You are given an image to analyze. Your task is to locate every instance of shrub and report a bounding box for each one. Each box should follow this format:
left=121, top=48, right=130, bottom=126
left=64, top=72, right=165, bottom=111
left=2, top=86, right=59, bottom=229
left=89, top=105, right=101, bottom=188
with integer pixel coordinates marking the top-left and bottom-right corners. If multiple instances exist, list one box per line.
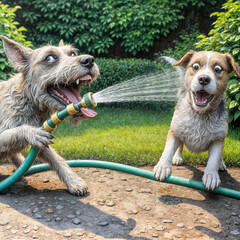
left=196, top=0, right=240, bottom=124
left=156, top=24, right=203, bottom=60
left=0, top=1, right=31, bottom=80
left=7, top=0, right=221, bottom=57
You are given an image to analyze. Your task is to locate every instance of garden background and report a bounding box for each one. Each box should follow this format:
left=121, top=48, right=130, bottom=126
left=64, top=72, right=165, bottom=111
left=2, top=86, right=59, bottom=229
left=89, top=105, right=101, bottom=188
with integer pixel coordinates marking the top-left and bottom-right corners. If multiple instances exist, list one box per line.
left=0, top=0, right=240, bottom=167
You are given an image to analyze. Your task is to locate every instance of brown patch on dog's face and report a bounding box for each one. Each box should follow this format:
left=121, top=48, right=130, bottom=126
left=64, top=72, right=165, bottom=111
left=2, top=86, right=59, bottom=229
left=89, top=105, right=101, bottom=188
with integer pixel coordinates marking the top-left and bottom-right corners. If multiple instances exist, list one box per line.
left=174, top=51, right=240, bottom=112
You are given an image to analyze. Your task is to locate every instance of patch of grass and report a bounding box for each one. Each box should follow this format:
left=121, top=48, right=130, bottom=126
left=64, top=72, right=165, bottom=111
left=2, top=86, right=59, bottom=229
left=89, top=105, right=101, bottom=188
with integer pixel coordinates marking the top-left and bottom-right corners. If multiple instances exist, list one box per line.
left=50, top=106, right=240, bottom=167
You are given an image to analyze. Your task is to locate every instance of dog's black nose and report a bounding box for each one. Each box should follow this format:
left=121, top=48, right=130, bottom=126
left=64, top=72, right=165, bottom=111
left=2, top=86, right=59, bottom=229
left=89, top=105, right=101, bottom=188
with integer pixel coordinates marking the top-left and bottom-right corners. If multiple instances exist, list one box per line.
left=198, top=75, right=211, bottom=85
left=80, top=56, right=94, bottom=69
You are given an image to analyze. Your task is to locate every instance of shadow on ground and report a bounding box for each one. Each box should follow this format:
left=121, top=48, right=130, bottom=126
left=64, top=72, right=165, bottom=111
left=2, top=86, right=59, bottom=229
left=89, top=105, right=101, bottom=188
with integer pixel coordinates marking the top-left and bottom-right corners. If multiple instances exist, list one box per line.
left=0, top=184, right=150, bottom=240
left=159, top=165, right=240, bottom=240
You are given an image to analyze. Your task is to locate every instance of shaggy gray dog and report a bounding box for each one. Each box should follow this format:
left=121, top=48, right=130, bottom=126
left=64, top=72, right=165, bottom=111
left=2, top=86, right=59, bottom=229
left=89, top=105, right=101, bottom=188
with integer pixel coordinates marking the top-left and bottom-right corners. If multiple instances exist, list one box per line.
left=0, top=36, right=99, bottom=196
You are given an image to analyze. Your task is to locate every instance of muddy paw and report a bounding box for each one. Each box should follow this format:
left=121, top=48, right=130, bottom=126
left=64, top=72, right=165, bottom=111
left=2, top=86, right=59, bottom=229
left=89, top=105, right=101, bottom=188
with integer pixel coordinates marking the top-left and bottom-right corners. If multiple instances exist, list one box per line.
left=172, top=156, right=183, bottom=166
left=153, top=161, right=171, bottom=181
left=202, top=171, right=220, bottom=190
left=67, top=178, right=88, bottom=196
left=28, top=128, right=54, bottom=149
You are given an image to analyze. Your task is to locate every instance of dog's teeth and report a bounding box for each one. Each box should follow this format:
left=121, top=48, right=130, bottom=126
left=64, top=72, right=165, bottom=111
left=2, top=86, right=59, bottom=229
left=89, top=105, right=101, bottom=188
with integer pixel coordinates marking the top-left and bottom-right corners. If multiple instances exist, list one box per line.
left=76, top=79, right=80, bottom=85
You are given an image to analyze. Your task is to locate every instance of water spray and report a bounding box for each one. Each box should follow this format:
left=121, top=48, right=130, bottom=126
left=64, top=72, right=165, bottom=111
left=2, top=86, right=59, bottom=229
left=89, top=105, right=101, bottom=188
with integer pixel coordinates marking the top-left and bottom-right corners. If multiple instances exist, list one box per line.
left=0, top=91, right=240, bottom=200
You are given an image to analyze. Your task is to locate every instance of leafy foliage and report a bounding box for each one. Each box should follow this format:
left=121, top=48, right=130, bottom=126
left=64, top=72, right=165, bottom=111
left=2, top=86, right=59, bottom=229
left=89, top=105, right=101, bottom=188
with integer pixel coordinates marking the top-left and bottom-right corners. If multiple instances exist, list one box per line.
left=7, top=0, right=221, bottom=57
left=0, top=1, right=31, bottom=80
left=157, top=24, right=203, bottom=60
left=196, top=0, right=240, bottom=124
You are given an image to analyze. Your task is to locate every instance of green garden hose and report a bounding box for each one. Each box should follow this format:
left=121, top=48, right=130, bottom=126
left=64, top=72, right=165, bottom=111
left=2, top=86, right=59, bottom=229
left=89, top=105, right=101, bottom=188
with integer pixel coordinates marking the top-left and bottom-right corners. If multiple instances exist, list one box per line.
left=26, top=160, right=240, bottom=200
left=0, top=92, right=240, bottom=200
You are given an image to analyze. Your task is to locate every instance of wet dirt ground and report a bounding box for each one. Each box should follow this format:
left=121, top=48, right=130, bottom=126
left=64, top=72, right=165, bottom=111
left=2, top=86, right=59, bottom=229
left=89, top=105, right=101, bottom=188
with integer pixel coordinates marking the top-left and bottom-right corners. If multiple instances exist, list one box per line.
left=0, top=164, right=240, bottom=240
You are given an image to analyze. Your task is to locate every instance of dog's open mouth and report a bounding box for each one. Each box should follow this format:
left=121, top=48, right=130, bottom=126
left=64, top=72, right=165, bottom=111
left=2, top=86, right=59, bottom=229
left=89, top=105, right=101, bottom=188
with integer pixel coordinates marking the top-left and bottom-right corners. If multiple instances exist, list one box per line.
left=47, top=74, right=97, bottom=118
left=193, top=90, right=214, bottom=107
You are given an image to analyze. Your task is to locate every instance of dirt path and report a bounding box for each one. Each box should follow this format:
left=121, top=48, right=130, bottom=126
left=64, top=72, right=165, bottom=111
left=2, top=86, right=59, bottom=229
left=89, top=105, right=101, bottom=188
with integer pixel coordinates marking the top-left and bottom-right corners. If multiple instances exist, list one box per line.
left=0, top=164, right=240, bottom=240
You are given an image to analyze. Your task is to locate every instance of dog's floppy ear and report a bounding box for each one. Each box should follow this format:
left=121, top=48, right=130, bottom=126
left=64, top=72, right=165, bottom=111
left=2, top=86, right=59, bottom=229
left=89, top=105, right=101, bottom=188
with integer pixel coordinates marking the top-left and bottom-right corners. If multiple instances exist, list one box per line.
left=59, top=39, right=64, bottom=46
left=173, top=50, right=195, bottom=68
left=1, top=35, right=32, bottom=72
left=225, top=53, right=240, bottom=78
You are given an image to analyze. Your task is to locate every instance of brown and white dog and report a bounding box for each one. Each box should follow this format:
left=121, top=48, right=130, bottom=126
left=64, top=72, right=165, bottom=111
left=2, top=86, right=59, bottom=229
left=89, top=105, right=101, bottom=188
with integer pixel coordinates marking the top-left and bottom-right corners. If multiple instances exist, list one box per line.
left=0, top=36, right=99, bottom=195
left=154, top=51, right=240, bottom=190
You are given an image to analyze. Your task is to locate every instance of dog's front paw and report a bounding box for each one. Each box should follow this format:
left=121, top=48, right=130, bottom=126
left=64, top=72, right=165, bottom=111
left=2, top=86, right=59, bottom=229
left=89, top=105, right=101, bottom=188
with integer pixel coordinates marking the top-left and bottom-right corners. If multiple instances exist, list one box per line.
left=202, top=170, right=220, bottom=190
left=66, top=177, right=88, bottom=196
left=153, top=161, right=171, bottom=181
left=28, top=128, right=54, bottom=149
left=172, top=156, right=183, bottom=166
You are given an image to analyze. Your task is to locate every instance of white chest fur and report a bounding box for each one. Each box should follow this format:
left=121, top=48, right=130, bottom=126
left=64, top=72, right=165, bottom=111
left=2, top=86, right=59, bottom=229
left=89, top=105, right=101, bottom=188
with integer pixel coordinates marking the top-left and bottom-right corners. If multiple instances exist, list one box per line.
left=171, top=97, right=228, bottom=153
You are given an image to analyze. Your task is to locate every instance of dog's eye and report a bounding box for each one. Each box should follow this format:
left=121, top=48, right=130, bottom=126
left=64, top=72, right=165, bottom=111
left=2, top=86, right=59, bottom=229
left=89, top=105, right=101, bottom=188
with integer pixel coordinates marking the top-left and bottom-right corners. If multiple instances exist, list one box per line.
left=70, top=52, right=76, bottom=57
left=45, top=55, right=57, bottom=63
left=214, top=65, right=222, bottom=73
left=192, top=63, right=200, bottom=70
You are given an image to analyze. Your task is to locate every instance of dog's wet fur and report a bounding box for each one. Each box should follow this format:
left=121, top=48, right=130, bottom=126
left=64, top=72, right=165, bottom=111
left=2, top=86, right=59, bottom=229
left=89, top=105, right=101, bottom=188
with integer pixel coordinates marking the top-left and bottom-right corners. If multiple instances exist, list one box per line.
left=0, top=36, right=99, bottom=195
left=154, top=51, right=240, bottom=190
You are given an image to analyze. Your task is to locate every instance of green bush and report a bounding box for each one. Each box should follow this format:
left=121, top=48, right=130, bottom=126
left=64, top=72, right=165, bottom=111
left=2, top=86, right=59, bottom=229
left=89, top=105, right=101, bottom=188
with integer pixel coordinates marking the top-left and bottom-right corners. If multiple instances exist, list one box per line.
left=7, top=0, right=221, bottom=57
left=0, top=1, right=31, bottom=80
left=156, top=24, right=203, bottom=60
left=196, top=0, right=240, bottom=124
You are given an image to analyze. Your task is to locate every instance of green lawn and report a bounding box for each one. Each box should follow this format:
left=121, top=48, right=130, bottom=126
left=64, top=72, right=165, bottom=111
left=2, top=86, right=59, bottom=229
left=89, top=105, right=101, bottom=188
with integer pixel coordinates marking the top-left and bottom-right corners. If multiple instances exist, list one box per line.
left=50, top=106, right=240, bottom=167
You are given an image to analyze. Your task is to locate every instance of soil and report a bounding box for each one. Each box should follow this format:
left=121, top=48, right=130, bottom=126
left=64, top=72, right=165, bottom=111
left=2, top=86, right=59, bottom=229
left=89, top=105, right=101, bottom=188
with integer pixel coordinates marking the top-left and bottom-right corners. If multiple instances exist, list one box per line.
left=0, top=164, right=240, bottom=240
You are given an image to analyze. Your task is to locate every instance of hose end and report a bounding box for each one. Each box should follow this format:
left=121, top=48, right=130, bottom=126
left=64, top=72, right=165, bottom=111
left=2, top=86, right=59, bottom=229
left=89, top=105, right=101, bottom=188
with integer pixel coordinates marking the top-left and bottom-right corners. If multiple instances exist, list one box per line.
left=81, top=92, right=97, bottom=108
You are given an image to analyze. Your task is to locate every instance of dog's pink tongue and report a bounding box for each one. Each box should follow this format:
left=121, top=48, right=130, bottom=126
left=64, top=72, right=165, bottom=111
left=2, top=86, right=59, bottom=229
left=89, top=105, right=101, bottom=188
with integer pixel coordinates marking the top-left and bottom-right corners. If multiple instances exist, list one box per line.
left=195, top=91, right=209, bottom=105
left=56, top=86, right=97, bottom=118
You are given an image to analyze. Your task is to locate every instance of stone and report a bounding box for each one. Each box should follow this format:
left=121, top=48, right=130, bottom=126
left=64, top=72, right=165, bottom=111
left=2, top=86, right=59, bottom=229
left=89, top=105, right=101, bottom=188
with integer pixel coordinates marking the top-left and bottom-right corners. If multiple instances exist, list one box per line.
left=156, top=225, right=165, bottom=231
left=63, top=233, right=72, bottom=238
left=67, top=214, right=75, bottom=219
left=11, top=230, right=17, bottom=234
left=22, top=224, right=28, bottom=228
left=177, top=223, right=185, bottom=228
left=106, top=200, right=115, bottom=207
left=99, top=221, right=109, bottom=226
left=43, top=179, right=49, bottom=183
left=35, top=214, right=42, bottom=219
left=125, top=188, right=133, bottom=192
left=56, top=205, right=64, bottom=210
left=33, top=226, right=39, bottom=231
left=55, top=217, right=62, bottom=222
left=0, top=221, right=9, bottom=226
left=213, top=224, right=220, bottom=228
left=45, top=208, right=54, bottom=214
left=121, top=177, right=127, bottom=181
left=77, top=232, right=84, bottom=236
left=75, top=210, right=81, bottom=215
left=132, top=210, right=138, bottom=214
left=231, top=230, right=240, bottom=235
left=152, top=233, right=159, bottom=238
left=24, top=229, right=30, bottom=234
left=163, top=220, right=173, bottom=223
left=72, top=218, right=81, bottom=225
left=32, top=208, right=39, bottom=213
left=112, top=188, right=119, bottom=192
